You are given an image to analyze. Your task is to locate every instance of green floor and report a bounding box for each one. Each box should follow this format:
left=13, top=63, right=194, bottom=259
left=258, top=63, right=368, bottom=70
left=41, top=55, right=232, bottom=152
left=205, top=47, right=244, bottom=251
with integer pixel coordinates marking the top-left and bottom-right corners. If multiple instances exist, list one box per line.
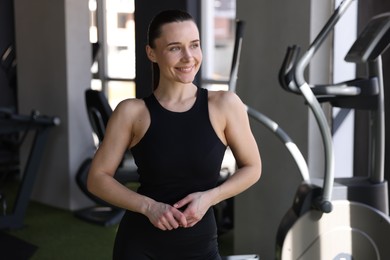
left=3, top=201, right=234, bottom=259
left=5, top=202, right=117, bottom=259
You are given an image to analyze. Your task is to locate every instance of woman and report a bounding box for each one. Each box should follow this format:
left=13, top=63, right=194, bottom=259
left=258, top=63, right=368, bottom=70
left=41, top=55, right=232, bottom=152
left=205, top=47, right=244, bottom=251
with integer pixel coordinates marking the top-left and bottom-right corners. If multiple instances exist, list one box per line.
left=87, top=9, right=262, bottom=259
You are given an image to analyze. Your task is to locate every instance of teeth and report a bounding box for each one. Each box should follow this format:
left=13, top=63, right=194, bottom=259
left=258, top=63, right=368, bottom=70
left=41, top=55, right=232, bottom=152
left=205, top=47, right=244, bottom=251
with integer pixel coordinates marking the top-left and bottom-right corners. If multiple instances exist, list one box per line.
left=177, top=66, right=193, bottom=72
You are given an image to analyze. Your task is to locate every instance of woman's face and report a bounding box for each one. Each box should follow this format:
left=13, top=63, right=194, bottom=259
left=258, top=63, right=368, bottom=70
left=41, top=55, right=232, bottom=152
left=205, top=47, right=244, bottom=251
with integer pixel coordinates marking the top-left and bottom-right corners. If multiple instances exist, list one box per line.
left=147, top=20, right=202, bottom=86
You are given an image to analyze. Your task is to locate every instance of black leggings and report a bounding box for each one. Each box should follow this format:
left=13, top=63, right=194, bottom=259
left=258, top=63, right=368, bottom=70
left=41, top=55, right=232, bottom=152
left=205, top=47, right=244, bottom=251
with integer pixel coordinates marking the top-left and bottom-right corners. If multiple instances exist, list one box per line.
left=113, top=209, right=221, bottom=260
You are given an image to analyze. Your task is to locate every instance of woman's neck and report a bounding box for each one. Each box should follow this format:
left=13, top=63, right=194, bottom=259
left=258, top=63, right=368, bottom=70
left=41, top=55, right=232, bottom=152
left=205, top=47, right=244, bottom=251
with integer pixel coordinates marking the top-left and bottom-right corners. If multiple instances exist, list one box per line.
left=153, top=84, right=198, bottom=112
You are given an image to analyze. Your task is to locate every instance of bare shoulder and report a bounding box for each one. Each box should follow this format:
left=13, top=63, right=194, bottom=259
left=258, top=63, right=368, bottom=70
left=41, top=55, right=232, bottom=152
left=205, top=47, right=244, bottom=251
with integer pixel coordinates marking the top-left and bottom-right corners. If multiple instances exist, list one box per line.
left=112, top=98, right=148, bottom=119
left=107, top=97, right=148, bottom=129
left=207, top=90, right=246, bottom=112
left=207, top=90, right=247, bottom=145
left=114, top=97, right=145, bottom=111
left=111, top=97, right=150, bottom=147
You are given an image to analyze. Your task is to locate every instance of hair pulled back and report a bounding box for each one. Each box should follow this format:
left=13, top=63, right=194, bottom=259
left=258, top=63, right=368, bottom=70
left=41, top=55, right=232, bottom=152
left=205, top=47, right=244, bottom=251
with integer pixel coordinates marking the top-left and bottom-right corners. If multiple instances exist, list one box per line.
left=147, top=10, right=195, bottom=90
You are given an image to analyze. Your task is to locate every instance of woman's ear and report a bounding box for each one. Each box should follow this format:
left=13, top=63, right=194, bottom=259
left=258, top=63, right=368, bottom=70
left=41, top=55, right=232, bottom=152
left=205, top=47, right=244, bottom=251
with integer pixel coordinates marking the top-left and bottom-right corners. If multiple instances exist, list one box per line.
left=146, top=45, right=157, bottom=63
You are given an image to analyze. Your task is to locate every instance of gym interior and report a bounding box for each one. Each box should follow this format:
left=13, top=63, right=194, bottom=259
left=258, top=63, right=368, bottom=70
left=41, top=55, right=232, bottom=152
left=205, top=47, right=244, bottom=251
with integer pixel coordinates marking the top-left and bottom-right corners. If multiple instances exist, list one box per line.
left=1, top=0, right=390, bottom=259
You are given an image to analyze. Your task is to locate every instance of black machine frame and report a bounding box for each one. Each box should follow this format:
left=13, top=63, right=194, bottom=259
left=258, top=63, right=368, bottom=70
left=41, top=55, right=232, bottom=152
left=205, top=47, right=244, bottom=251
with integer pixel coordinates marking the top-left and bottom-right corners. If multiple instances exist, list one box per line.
left=0, top=110, right=59, bottom=229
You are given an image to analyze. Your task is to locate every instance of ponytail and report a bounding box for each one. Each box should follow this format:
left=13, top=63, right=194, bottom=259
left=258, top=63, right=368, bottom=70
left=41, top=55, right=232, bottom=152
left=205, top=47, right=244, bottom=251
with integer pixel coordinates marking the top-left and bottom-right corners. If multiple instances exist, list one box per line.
left=152, top=62, right=160, bottom=90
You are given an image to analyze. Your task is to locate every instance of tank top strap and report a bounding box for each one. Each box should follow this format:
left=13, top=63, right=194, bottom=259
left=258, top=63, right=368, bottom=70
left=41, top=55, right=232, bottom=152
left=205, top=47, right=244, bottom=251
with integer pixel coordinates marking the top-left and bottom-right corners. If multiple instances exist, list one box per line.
left=142, top=93, right=158, bottom=121
left=196, top=87, right=208, bottom=114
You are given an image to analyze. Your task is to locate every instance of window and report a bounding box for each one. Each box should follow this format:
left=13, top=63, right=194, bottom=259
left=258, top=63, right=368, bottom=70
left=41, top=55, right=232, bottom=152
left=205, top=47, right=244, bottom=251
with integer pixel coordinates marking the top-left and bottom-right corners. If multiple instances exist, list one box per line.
left=202, top=0, right=236, bottom=91
left=89, top=0, right=135, bottom=109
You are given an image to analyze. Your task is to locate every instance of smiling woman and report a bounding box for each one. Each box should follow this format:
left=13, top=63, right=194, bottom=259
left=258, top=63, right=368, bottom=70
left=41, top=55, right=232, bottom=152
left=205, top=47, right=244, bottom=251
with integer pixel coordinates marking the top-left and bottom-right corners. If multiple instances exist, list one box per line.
left=146, top=20, right=202, bottom=90
left=145, top=10, right=203, bottom=91
left=86, top=9, right=262, bottom=259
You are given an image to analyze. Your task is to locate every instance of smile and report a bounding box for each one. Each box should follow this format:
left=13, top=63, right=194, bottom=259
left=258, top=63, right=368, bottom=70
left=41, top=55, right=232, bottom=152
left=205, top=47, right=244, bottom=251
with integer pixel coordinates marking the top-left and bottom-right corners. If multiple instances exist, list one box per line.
left=176, top=66, right=194, bottom=72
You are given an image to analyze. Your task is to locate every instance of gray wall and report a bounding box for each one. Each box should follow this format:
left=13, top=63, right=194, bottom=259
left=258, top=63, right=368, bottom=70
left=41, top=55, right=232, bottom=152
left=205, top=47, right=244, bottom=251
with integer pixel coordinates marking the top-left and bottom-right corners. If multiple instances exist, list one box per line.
left=234, top=0, right=311, bottom=258
left=14, top=0, right=95, bottom=210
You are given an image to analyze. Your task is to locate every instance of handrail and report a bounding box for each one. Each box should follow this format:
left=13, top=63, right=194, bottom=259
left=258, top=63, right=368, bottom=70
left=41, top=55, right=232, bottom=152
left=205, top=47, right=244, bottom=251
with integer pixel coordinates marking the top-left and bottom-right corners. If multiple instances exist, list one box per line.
left=1, top=109, right=60, bottom=127
left=229, top=20, right=246, bottom=93
left=291, top=0, right=355, bottom=212
left=279, top=0, right=354, bottom=213
left=246, top=106, right=310, bottom=183
left=294, top=0, right=354, bottom=86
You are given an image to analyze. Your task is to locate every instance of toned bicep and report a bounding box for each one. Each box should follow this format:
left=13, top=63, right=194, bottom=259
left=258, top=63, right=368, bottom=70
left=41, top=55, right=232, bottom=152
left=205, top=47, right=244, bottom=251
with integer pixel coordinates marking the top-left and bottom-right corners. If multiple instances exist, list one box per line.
left=224, top=95, right=260, bottom=168
left=89, top=102, right=134, bottom=177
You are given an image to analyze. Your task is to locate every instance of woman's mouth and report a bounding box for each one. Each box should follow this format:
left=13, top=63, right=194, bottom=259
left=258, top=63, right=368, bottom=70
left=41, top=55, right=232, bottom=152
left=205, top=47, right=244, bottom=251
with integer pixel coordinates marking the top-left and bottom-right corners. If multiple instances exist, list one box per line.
left=176, top=65, right=194, bottom=72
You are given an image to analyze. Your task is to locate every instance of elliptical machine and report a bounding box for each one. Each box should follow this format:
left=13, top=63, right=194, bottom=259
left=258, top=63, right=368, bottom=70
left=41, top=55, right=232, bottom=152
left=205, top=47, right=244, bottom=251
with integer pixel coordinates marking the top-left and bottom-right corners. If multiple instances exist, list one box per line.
left=276, top=0, right=390, bottom=259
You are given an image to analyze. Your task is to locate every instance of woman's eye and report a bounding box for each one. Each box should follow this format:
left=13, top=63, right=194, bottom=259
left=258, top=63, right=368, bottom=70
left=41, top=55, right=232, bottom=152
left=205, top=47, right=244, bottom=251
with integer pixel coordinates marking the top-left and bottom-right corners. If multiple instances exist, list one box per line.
left=170, top=46, right=180, bottom=51
left=191, top=43, right=200, bottom=49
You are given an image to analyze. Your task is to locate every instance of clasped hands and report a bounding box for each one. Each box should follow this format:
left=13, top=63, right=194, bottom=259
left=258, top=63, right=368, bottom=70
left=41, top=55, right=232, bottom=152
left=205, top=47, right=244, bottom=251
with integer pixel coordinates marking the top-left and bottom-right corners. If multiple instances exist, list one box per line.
left=146, top=191, right=211, bottom=231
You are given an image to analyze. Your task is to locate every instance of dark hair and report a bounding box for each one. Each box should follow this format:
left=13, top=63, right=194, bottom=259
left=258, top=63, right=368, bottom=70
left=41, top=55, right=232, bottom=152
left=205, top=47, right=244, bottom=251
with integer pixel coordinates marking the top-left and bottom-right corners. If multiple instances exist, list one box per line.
left=147, top=10, right=195, bottom=90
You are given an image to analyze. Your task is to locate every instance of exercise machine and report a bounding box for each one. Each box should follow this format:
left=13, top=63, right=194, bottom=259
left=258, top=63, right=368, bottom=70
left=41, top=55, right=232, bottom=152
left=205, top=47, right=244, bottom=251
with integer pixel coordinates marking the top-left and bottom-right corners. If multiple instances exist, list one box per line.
left=0, top=108, right=60, bottom=229
left=276, top=0, right=390, bottom=258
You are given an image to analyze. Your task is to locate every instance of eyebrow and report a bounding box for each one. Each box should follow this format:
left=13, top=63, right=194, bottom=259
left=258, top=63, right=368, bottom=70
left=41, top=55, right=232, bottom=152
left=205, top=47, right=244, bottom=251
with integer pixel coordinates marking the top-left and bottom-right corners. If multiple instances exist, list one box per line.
left=166, top=39, right=200, bottom=47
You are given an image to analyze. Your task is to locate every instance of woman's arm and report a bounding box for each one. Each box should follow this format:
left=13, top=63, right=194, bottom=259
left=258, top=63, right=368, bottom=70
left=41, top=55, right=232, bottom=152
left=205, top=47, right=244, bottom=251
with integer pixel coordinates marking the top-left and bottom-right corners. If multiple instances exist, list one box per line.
left=174, top=91, right=262, bottom=226
left=212, top=91, right=262, bottom=202
left=87, top=99, right=187, bottom=230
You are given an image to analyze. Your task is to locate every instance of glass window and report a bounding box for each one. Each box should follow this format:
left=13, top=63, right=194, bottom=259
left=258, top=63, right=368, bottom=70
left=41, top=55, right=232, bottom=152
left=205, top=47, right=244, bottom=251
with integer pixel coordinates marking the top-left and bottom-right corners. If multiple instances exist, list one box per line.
left=88, top=0, right=135, bottom=108
left=214, top=0, right=236, bottom=79
left=202, top=0, right=236, bottom=91
left=105, top=0, right=135, bottom=80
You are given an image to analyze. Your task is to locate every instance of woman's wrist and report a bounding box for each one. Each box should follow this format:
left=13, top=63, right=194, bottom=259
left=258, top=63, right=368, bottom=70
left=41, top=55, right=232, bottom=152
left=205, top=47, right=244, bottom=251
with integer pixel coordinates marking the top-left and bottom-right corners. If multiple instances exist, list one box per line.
left=207, top=186, right=223, bottom=206
left=138, top=196, right=155, bottom=216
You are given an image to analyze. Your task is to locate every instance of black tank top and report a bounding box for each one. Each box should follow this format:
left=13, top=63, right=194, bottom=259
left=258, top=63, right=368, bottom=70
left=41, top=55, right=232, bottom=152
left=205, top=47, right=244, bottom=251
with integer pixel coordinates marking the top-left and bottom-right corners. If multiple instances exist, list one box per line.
left=131, top=87, right=226, bottom=205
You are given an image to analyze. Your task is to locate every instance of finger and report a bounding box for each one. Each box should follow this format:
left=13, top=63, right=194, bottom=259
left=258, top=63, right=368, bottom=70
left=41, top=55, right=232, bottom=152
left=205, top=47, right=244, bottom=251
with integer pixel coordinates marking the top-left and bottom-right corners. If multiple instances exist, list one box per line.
left=156, top=219, right=167, bottom=230
left=157, top=222, right=167, bottom=231
left=166, top=213, right=182, bottom=229
left=182, top=207, right=197, bottom=220
left=162, top=220, right=173, bottom=230
left=186, top=220, right=198, bottom=228
left=156, top=217, right=173, bottom=231
left=173, top=196, right=192, bottom=209
left=173, top=210, right=187, bottom=227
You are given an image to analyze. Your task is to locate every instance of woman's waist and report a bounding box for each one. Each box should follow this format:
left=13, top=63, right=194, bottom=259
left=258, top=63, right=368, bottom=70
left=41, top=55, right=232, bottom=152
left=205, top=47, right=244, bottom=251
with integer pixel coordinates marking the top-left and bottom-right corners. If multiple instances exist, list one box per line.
left=137, top=182, right=216, bottom=205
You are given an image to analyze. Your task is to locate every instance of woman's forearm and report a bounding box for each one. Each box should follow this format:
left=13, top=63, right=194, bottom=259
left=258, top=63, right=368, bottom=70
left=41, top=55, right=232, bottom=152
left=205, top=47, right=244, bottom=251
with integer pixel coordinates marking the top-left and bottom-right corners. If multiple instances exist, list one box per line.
left=208, top=164, right=261, bottom=206
left=87, top=172, right=153, bottom=215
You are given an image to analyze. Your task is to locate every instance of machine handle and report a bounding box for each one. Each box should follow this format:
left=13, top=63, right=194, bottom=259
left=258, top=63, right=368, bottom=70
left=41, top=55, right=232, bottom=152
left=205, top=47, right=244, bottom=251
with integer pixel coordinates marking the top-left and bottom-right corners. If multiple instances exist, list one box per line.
left=229, top=20, right=246, bottom=93
left=295, top=0, right=355, bottom=86
left=285, top=0, right=355, bottom=212
left=3, top=109, right=61, bottom=127
left=278, top=45, right=301, bottom=93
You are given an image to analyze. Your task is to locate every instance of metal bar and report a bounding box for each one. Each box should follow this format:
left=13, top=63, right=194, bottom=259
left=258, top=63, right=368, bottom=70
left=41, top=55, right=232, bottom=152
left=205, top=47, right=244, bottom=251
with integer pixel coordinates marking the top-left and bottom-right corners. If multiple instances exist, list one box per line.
left=332, top=108, right=351, bottom=135
left=368, top=58, right=385, bottom=183
left=246, top=106, right=310, bottom=184
left=295, top=0, right=354, bottom=86
left=299, top=82, right=334, bottom=212
left=229, top=20, right=246, bottom=93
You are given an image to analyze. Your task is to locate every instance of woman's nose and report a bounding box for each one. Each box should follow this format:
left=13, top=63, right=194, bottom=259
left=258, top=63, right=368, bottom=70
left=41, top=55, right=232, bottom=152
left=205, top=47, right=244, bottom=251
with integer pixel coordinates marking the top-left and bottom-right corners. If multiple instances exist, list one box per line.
left=181, top=47, right=193, bottom=60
